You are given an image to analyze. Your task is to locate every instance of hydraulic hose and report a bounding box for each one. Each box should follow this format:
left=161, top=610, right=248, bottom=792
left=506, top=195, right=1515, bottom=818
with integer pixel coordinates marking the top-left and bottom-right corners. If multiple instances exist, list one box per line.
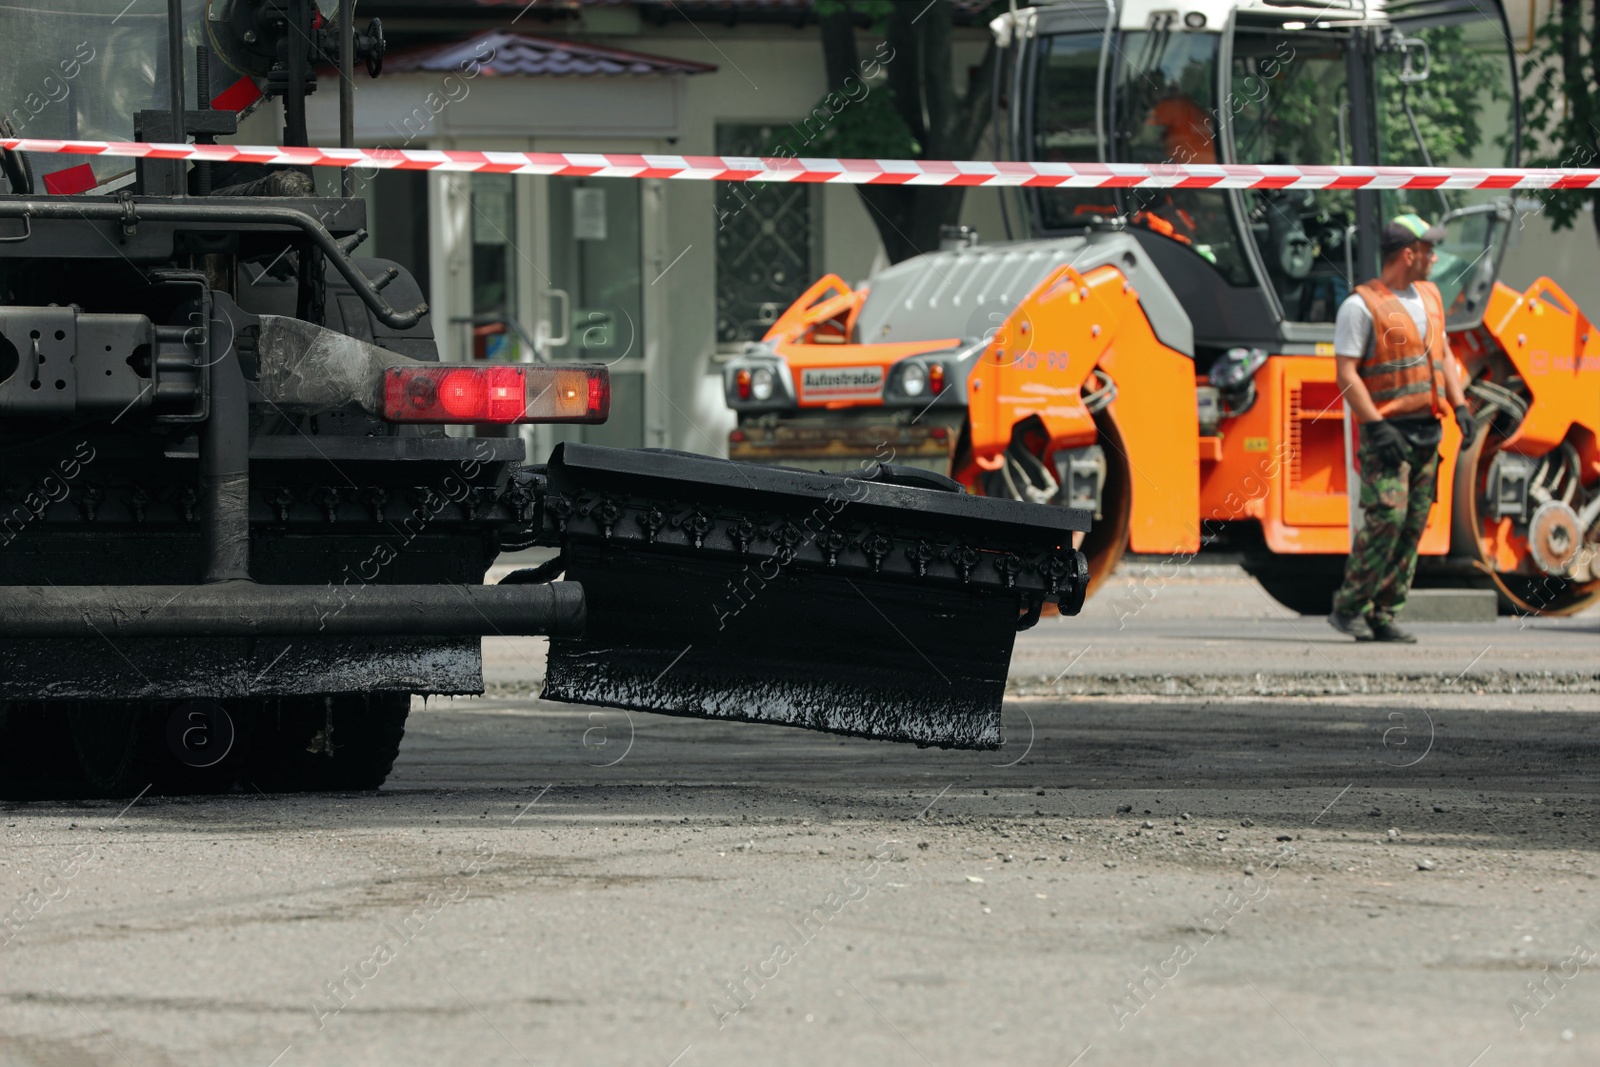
left=0, top=199, right=427, bottom=329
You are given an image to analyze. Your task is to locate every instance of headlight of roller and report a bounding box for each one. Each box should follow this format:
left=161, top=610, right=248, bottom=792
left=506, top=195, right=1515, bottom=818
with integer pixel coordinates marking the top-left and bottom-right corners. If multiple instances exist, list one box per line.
left=900, top=362, right=927, bottom=397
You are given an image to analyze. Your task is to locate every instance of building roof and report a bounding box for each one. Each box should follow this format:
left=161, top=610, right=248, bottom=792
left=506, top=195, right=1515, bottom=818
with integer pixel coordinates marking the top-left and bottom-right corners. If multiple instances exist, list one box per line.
left=384, top=30, right=719, bottom=75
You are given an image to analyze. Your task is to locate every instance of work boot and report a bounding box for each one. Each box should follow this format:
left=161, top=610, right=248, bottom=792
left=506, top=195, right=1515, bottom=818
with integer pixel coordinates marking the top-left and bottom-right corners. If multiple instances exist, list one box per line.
left=1368, top=618, right=1417, bottom=643
left=1327, top=610, right=1373, bottom=640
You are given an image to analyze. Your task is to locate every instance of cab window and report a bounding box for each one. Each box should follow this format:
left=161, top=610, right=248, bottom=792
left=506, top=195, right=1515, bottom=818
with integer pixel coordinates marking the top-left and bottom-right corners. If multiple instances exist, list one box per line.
left=1109, top=30, right=1253, bottom=286
left=1030, top=32, right=1113, bottom=231
left=1229, top=29, right=1356, bottom=322
left=1373, top=19, right=1516, bottom=328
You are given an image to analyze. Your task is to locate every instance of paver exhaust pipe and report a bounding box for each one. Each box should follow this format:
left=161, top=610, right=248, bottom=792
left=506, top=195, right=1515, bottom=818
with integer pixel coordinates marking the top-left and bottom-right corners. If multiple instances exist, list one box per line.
left=0, top=582, right=586, bottom=638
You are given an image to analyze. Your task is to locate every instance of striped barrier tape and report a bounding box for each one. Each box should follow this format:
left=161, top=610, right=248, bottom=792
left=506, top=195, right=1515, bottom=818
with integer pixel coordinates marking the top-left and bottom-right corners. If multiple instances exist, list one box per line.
left=3, top=137, right=1600, bottom=190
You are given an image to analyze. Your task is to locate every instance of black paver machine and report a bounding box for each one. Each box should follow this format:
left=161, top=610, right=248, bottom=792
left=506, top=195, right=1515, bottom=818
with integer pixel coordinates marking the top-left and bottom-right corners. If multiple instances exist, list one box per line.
left=0, top=0, right=1088, bottom=796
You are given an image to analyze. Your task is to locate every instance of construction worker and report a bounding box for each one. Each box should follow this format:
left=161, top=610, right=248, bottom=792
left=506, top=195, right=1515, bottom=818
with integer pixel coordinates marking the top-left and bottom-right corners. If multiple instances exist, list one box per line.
left=1328, top=214, right=1475, bottom=642
left=1136, top=93, right=1223, bottom=262
left=1149, top=94, right=1217, bottom=165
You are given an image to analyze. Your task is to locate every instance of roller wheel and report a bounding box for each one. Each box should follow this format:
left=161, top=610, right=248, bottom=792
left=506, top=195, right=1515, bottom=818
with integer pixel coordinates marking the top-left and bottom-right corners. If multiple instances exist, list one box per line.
left=973, top=413, right=1131, bottom=617
left=1076, top=412, right=1133, bottom=602
left=252, top=693, right=411, bottom=792
left=68, top=702, right=155, bottom=798
left=159, top=700, right=256, bottom=796
left=0, top=702, right=85, bottom=800
left=1243, top=556, right=1347, bottom=616
left=1451, top=427, right=1600, bottom=616
left=72, top=700, right=263, bottom=798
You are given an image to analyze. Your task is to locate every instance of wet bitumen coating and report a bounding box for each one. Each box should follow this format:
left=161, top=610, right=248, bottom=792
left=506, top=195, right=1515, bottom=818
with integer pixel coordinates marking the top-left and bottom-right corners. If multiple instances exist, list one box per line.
left=543, top=646, right=1003, bottom=749
left=0, top=635, right=480, bottom=702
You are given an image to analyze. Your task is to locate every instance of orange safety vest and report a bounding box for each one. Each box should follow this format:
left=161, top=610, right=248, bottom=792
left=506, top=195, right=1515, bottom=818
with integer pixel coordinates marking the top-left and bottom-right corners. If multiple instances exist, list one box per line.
left=1353, top=279, right=1447, bottom=421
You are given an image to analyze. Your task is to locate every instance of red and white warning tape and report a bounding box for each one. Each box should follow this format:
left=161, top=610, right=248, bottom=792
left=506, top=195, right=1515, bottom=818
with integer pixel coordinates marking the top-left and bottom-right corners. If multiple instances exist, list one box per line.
left=4, top=137, right=1600, bottom=190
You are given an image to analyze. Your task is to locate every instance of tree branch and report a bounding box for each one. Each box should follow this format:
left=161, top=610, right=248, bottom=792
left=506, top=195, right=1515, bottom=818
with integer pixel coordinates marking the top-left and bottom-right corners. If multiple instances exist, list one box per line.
left=1562, top=0, right=1590, bottom=138
left=957, top=42, right=999, bottom=158
left=923, top=2, right=956, bottom=156
left=885, top=3, right=927, bottom=149
left=818, top=3, right=861, bottom=96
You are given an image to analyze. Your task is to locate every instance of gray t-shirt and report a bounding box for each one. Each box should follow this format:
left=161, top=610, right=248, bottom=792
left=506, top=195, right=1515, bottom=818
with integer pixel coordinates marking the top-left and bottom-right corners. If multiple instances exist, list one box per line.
left=1333, top=285, right=1429, bottom=360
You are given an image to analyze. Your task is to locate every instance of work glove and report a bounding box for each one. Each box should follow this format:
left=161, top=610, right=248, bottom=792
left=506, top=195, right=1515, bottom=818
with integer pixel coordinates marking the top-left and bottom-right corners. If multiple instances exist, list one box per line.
left=1364, top=419, right=1409, bottom=468
left=1454, top=403, right=1476, bottom=443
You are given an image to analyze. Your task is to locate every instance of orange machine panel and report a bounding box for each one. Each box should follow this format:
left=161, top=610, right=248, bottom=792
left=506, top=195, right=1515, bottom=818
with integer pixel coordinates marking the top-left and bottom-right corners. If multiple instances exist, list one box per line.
left=1200, top=355, right=1461, bottom=556
left=1485, top=277, right=1600, bottom=476
left=968, top=264, right=1110, bottom=457
left=1200, top=367, right=1276, bottom=528
left=1098, top=335, right=1199, bottom=554
left=1281, top=364, right=1349, bottom=528
left=968, top=262, right=1199, bottom=554
left=764, top=274, right=864, bottom=345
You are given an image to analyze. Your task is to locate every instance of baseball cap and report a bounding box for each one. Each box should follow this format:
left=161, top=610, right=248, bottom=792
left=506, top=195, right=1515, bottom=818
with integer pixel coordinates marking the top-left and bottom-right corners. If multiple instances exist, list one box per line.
left=1380, top=213, right=1447, bottom=257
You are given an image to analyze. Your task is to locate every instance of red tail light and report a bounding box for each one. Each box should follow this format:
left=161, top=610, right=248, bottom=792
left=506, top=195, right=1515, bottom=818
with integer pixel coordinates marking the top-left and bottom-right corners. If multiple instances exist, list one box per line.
left=383, top=364, right=609, bottom=424
left=736, top=368, right=753, bottom=400
left=929, top=362, right=946, bottom=394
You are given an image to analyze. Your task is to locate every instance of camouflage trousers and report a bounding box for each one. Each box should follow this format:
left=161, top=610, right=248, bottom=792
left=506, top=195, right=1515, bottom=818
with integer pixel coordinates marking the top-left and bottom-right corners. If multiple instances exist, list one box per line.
left=1332, top=435, right=1440, bottom=625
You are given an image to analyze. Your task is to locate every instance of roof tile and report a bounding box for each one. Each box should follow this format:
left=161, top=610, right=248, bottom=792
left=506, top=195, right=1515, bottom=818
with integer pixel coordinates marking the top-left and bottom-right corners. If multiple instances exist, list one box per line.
left=385, top=30, right=718, bottom=76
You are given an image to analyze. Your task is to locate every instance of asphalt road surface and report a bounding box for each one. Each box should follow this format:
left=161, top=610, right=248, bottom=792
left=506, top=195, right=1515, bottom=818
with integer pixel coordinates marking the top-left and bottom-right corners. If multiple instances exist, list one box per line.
left=2, top=567, right=1597, bottom=1066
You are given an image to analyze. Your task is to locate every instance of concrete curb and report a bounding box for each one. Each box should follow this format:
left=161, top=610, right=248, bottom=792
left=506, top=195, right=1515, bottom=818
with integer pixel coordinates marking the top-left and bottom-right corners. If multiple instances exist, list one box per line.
left=1008, top=671, right=1600, bottom=698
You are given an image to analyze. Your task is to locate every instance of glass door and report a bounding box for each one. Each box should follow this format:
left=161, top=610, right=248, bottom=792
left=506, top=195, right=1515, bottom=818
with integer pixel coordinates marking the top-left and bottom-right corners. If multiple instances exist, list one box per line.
left=1226, top=23, right=1357, bottom=323
left=544, top=175, right=646, bottom=450
left=468, top=173, right=521, bottom=361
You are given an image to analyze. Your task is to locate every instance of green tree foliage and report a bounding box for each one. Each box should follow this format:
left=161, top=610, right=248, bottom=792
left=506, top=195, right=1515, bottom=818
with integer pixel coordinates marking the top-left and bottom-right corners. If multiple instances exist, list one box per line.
left=1378, top=25, right=1507, bottom=173
left=800, top=81, right=921, bottom=161
left=1242, top=25, right=1503, bottom=170
left=1233, top=43, right=1346, bottom=166
left=1522, top=0, right=1600, bottom=237
left=808, top=0, right=1003, bottom=263
left=808, top=0, right=917, bottom=162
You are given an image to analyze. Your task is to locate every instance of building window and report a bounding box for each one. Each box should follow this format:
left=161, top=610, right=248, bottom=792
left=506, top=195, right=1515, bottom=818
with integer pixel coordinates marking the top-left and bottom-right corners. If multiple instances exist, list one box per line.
left=547, top=176, right=644, bottom=367
left=714, top=122, right=816, bottom=348
left=470, top=173, right=518, bottom=359
left=547, top=176, right=646, bottom=449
